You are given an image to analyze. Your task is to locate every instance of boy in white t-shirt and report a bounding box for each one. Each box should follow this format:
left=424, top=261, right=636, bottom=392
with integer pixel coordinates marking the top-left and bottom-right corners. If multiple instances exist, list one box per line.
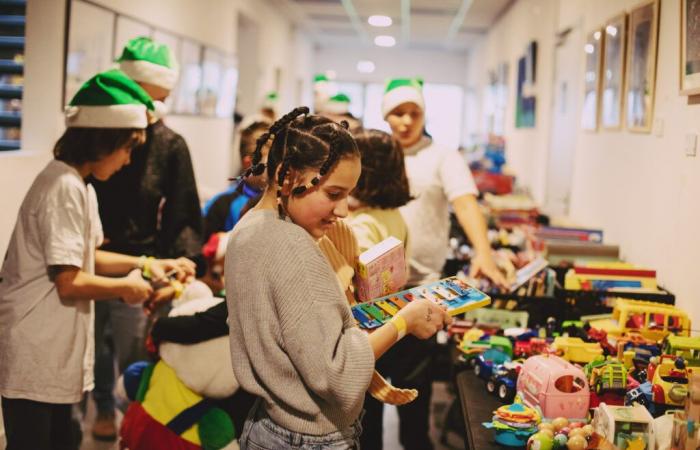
left=0, top=70, right=191, bottom=450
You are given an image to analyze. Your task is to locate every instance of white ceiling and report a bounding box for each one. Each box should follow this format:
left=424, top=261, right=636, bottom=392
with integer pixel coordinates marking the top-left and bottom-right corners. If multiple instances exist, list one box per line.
left=278, top=0, right=514, bottom=51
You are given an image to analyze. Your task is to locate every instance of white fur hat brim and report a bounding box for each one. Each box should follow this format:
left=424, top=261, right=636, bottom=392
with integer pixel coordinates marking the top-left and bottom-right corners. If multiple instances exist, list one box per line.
left=381, top=85, right=425, bottom=118
left=120, top=59, right=178, bottom=90
left=64, top=104, right=148, bottom=128
left=321, top=101, right=350, bottom=115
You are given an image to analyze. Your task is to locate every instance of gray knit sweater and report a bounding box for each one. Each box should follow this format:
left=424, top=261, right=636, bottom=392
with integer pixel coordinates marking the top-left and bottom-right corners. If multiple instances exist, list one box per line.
left=225, top=209, right=375, bottom=435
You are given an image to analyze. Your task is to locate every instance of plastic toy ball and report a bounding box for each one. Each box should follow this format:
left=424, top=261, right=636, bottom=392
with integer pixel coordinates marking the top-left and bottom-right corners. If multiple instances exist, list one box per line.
left=568, top=428, right=586, bottom=440
left=553, top=434, right=568, bottom=449
left=569, top=422, right=584, bottom=429
left=551, top=417, right=569, bottom=431
left=539, top=423, right=555, bottom=433
left=559, top=427, right=570, bottom=436
left=538, top=428, right=554, bottom=438
left=527, top=432, right=554, bottom=450
left=581, top=425, right=594, bottom=437
left=566, top=435, right=587, bottom=450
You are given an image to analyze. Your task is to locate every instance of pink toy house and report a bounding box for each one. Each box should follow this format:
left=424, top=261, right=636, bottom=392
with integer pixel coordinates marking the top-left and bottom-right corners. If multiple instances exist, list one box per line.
left=517, top=354, right=590, bottom=420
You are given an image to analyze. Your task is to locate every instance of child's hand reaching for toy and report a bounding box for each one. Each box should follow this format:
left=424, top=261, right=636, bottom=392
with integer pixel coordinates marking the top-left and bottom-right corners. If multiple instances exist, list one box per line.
left=120, top=269, right=153, bottom=305
left=149, top=257, right=196, bottom=283
left=397, top=298, right=452, bottom=339
left=143, top=285, right=176, bottom=315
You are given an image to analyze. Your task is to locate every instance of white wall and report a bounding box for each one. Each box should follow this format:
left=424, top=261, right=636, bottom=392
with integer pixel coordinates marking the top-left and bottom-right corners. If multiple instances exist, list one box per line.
left=471, top=0, right=700, bottom=319
left=563, top=0, right=700, bottom=319
left=468, top=0, right=558, bottom=204
left=0, top=0, right=313, bottom=257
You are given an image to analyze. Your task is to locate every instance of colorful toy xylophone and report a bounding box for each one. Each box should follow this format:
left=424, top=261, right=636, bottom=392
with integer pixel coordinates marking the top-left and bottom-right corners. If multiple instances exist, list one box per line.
left=352, top=276, right=491, bottom=330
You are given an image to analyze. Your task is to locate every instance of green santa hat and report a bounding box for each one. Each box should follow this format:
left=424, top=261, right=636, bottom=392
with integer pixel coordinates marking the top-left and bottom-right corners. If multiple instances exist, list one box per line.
left=381, top=77, right=425, bottom=118
left=321, top=93, right=351, bottom=114
left=262, top=91, right=278, bottom=110
left=117, top=37, right=179, bottom=90
left=65, top=69, right=154, bottom=128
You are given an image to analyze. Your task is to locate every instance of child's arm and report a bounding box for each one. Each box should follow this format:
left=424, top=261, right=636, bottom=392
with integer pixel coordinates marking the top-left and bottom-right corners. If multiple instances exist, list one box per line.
left=50, top=266, right=152, bottom=304
left=451, top=194, right=507, bottom=288
left=368, top=298, right=451, bottom=359
left=95, top=250, right=196, bottom=282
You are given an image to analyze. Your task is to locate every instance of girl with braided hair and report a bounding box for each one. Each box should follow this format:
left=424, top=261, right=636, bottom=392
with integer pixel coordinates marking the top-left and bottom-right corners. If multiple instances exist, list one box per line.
left=225, top=107, right=450, bottom=449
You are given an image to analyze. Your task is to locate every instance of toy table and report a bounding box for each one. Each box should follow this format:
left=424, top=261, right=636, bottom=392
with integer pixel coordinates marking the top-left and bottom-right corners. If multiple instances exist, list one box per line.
left=454, top=369, right=506, bottom=450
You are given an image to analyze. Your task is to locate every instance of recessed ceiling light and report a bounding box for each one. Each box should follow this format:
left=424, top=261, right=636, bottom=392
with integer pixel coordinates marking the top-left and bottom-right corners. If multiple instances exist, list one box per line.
left=357, top=60, right=375, bottom=73
left=368, top=15, right=392, bottom=27
left=374, top=35, right=396, bottom=47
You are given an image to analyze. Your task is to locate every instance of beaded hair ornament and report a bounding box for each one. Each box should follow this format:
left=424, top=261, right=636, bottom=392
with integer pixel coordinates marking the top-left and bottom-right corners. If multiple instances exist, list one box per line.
left=242, top=106, right=350, bottom=218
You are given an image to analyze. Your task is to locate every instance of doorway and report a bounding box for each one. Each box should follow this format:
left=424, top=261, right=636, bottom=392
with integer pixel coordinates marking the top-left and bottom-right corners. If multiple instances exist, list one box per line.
left=545, top=24, right=582, bottom=216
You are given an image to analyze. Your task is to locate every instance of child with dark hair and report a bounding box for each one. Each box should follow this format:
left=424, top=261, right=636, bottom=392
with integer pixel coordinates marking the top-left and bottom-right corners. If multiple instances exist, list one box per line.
left=349, top=128, right=411, bottom=253
left=226, top=107, right=451, bottom=449
left=202, top=115, right=272, bottom=240
left=347, top=129, right=414, bottom=450
left=0, top=70, right=190, bottom=450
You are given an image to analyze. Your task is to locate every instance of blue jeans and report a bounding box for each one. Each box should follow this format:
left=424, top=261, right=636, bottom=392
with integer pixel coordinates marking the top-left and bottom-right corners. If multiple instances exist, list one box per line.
left=240, top=400, right=363, bottom=450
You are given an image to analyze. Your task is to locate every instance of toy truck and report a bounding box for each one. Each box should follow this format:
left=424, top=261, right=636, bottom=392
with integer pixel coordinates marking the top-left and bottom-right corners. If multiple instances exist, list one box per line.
left=516, top=354, right=590, bottom=420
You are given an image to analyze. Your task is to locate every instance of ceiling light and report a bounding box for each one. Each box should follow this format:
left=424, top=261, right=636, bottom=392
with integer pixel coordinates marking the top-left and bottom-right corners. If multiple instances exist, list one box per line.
left=593, top=31, right=601, bottom=40
left=357, top=60, right=375, bottom=73
left=606, top=25, right=617, bottom=37
left=584, top=44, right=594, bottom=54
left=368, top=15, right=392, bottom=27
left=374, top=35, right=396, bottom=47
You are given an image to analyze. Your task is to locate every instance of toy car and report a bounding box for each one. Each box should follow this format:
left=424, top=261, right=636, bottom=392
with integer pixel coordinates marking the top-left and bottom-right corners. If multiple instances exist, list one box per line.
left=625, top=381, right=655, bottom=416
left=517, top=354, right=590, bottom=420
left=486, top=360, right=522, bottom=403
left=589, top=299, right=690, bottom=341
left=474, top=348, right=511, bottom=380
left=552, top=336, right=603, bottom=364
left=649, top=355, right=689, bottom=413
left=585, top=357, right=627, bottom=394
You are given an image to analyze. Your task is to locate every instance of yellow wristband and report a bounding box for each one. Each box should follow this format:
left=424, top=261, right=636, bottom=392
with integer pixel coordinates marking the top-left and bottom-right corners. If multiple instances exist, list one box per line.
left=171, top=280, right=184, bottom=299
left=390, top=315, right=407, bottom=340
left=142, top=256, right=155, bottom=279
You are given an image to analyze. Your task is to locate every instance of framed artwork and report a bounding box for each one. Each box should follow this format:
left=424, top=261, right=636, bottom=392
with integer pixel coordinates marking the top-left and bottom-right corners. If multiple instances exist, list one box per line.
left=601, top=14, right=627, bottom=130
left=625, top=0, right=660, bottom=132
left=64, top=0, right=115, bottom=105
left=173, top=40, right=202, bottom=115
left=485, top=62, right=508, bottom=136
left=681, top=0, right=700, bottom=95
left=64, top=0, right=231, bottom=118
left=216, top=54, right=239, bottom=118
left=113, top=15, right=152, bottom=60
left=199, top=47, right=223, bottom=116
left=581, top=29, right=604, bottom=131
left=515, top=41, right=537, bottom=128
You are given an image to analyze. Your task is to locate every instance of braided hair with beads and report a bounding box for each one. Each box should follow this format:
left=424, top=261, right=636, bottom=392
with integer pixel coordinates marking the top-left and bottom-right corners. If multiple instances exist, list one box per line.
left=243, top=107, right=359, bottom=218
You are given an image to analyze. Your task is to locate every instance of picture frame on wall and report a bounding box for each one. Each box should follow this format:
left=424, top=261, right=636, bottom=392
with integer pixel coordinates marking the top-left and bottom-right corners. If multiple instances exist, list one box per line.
left=581, top=29, right=604, bottom=131
left=515, top=41, right=537, bottom=128
left=625, top=0, right=660, bottom=132
left=64, top=0, right=115, bottom=105
left=173, top=39, right=202, bottom=115
left=113, top=15, right=152, bottom=60
left=601, top=13, right=627, bottom=130
left=681, top=0, right=700, bottom=95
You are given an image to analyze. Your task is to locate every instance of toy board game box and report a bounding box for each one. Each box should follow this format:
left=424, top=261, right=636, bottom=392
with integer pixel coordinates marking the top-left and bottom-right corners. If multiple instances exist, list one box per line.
left=352, top=276, right=491, bottom=330
left=355, top=236, right=407, bottom=302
